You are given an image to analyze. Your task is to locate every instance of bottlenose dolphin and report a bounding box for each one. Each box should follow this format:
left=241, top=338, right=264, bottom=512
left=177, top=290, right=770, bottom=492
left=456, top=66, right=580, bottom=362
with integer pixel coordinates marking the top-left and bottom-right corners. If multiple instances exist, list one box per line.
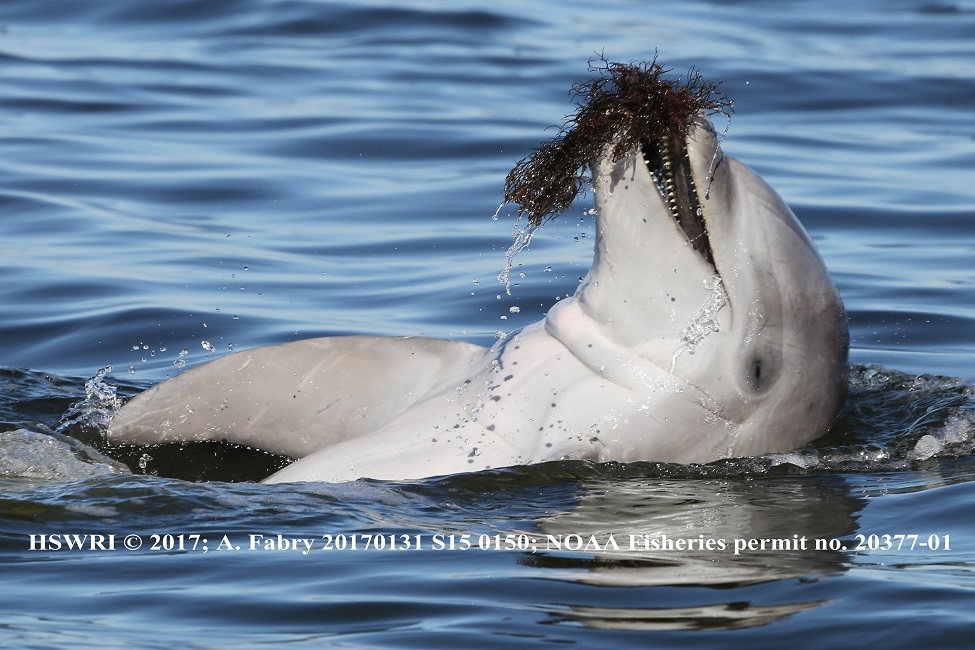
left=107, top=61, right=848, bottom=483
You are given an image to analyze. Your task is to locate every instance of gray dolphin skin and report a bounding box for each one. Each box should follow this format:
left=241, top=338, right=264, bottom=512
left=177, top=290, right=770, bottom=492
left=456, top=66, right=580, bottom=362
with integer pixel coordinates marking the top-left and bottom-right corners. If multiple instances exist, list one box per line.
left=107, top=63, right=849, bottom=483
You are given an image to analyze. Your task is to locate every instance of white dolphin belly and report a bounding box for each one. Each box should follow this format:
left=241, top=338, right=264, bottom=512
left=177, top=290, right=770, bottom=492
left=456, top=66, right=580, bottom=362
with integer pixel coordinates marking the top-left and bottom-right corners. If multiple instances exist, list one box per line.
left=263, top=318, right=741, bottom=483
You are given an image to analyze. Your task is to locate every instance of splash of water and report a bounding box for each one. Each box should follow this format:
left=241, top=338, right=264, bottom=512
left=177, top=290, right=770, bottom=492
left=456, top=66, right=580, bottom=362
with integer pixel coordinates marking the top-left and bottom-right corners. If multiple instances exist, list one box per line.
left=670, top=276, right=729, bottom=370
left=56, top=366, right=122, bottom=436
left=494, top=204, right=538, bottom=296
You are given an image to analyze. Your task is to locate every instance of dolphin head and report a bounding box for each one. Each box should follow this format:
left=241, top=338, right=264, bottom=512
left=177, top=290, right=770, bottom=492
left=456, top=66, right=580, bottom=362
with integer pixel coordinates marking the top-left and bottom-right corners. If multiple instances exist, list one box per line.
left=570, top=113, right=849, bottom=457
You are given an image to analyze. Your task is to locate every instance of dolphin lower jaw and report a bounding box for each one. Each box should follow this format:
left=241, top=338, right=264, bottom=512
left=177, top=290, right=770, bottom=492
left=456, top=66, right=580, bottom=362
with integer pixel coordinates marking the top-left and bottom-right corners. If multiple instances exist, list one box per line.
left=575, top=141, right=721, bottom=356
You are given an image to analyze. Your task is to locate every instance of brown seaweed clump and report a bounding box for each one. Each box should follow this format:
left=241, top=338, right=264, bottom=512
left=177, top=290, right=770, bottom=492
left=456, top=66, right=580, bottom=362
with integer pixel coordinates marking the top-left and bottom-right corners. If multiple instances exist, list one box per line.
left=503, top=55, right=733, bottom=225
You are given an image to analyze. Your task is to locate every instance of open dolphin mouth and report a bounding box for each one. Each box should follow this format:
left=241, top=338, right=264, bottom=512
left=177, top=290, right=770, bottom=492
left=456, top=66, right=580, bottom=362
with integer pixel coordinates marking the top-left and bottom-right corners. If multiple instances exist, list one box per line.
left=642, top=133, right=714, bottom=267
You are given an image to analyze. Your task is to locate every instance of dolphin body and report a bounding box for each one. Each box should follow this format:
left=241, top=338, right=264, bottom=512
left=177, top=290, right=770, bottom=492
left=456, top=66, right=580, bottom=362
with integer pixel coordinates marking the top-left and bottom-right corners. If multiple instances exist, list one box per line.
left=107, top=115, right=848, bottom=483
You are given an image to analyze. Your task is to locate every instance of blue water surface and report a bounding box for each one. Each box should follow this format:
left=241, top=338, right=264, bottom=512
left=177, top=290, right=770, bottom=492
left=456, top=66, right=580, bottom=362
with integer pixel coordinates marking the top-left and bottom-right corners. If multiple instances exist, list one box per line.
left=2, top=0, right=975, bottom=647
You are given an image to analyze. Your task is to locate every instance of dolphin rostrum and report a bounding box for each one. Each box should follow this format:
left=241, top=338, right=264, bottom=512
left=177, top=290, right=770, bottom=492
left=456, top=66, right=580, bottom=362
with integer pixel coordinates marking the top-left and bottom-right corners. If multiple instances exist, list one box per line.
left=107, top=59, right=849, bottom=483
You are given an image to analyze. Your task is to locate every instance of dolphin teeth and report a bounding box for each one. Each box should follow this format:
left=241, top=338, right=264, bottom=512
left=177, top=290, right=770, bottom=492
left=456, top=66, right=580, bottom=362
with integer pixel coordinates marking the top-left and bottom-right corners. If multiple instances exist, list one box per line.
left=641, top=135, right=714, bottom=267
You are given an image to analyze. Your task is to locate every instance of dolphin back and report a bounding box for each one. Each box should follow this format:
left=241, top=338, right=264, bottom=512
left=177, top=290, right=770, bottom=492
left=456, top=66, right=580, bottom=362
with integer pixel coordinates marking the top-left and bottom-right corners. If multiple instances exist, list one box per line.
left=107, top=336, right=488, bottom=459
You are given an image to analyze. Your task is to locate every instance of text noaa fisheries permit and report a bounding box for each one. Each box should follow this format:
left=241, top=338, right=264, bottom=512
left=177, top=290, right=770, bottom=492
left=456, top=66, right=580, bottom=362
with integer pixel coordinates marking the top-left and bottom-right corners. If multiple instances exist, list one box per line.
left=27, top=532, right=953, bottom=555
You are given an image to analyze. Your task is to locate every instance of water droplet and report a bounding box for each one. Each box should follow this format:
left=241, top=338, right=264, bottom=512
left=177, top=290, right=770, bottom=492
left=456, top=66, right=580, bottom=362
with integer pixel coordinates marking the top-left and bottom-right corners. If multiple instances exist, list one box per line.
left=201, top=341, right=215, bottom=352
left=509, top=306, right=521, bottom=314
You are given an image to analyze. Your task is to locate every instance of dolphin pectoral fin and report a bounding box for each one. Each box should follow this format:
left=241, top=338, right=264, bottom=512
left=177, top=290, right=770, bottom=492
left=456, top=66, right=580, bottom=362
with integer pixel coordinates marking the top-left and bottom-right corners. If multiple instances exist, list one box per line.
left=106, top=336, right=487, bottom=459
